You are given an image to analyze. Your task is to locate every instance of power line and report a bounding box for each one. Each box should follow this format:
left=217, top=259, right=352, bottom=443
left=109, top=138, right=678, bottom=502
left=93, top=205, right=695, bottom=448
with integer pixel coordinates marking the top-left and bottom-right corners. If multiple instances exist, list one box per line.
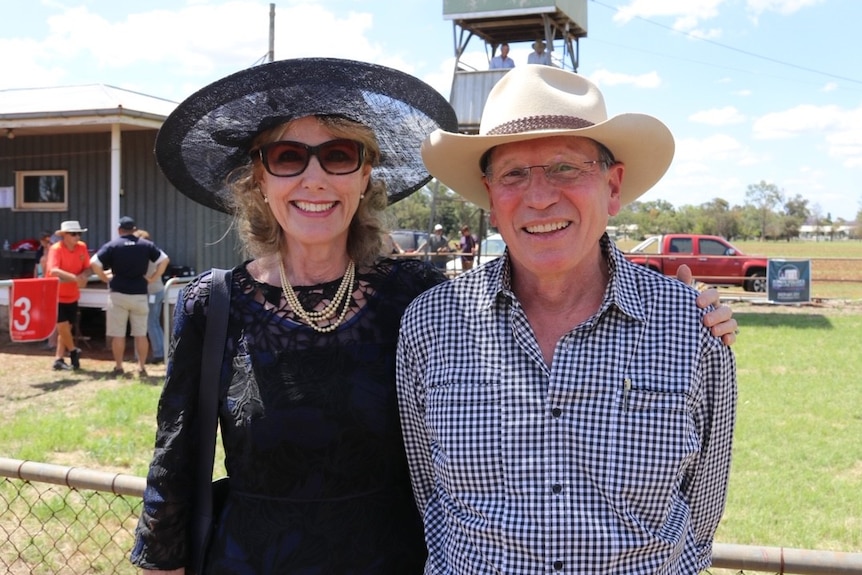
left=590, top=0, right=862, bottom=86
left=586, top=36, right=855, bottom=92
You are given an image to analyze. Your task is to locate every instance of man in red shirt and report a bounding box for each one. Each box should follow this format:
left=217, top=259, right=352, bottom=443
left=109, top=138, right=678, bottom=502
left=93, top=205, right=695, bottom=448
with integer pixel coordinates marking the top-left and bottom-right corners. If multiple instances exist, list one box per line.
left=45, top=220, right=91, bottom=371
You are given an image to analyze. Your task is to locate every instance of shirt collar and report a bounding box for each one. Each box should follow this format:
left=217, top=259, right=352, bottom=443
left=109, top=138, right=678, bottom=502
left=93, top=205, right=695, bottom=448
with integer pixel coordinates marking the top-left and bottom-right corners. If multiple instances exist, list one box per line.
left=477, top=234, right=647, bottom=325
left=474, top=252, right=510, bottom=311
left=600, top=234, right=648, bottom=324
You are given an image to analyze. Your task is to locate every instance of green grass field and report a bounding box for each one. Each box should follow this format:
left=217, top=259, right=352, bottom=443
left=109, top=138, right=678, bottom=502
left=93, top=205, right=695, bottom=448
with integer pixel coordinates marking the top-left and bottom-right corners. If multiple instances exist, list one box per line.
left=717, top=309, right=862, bottom=552
left=1, top=299, right=861, bottom=569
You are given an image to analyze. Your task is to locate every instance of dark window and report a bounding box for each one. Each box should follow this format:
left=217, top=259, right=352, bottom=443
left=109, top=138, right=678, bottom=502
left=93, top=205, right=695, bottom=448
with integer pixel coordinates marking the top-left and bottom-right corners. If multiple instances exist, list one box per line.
left=668, top=238, right=692, bottom=254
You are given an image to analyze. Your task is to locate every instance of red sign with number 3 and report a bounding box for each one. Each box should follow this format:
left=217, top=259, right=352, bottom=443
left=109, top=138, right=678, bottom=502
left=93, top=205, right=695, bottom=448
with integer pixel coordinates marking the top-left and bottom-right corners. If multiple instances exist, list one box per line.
left=10, top=278, right=60, bottom=342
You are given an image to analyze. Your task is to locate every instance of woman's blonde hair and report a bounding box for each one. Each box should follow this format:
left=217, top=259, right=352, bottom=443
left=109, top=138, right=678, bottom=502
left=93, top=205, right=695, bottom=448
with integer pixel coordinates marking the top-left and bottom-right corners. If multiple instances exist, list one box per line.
left=227, top=115, right=387, bottom=267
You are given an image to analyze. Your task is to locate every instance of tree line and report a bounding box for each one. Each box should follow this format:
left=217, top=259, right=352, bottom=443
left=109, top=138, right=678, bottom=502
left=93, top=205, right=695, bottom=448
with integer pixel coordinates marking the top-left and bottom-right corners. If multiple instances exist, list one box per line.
left=611, top=181, right=860, bottom=241
left=386, top=180, right=861, bottom=241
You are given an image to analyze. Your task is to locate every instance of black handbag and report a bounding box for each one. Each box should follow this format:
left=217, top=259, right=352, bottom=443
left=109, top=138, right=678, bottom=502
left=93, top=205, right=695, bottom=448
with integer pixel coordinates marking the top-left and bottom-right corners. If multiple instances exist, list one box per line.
left=188, top=268, right=232, bottom=575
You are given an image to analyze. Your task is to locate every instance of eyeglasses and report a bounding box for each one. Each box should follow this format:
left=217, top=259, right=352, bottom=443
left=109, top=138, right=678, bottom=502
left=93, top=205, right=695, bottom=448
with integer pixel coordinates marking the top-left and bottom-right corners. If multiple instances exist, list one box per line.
left=484, top=160, right=610, bottom=190
left=67, top=232, right=81, bottom=236
left=252, top=139, right=366, bottom=177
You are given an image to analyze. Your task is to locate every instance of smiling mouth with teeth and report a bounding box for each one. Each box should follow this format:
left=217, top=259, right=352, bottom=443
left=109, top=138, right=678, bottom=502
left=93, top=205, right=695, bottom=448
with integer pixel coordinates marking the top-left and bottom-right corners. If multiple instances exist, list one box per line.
left=526, top=222, right=570, bottom=234
left=294, top=201, right=335, bottom=213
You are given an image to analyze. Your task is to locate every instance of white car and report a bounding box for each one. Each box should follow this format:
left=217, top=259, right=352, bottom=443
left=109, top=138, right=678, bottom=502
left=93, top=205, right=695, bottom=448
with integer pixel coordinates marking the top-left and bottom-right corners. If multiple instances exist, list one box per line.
left=447, top=233, right=507, bottom=274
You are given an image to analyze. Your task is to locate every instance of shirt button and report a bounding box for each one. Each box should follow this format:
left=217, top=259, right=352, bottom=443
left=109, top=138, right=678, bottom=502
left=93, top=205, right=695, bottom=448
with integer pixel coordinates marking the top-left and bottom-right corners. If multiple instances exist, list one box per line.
left=552, top=483, right=562, bottom=494
left=553, top=560, right=564, bottom=571
left=551, top=407, right=562, bottom=418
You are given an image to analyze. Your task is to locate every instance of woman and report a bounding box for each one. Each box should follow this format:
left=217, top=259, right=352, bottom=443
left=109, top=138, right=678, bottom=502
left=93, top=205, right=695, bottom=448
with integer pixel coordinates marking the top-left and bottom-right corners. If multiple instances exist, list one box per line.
left=131, top=58, right=737, bottom=574
left=131, top=58, right=457, bottom=574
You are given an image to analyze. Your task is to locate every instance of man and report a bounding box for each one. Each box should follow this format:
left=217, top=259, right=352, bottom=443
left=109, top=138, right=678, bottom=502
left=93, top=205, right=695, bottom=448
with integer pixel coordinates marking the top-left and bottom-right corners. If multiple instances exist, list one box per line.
left=398, top=65, right=737, bottom=574
left=45, top=221, right=91, bottom=371
left=90, top=216, right=168, bottom=378
left=527, top=39, right=552, bottom=65
left=415, top=224, right=453, bottom=270
left=458, top=225, right=477, bottom=271
left=489, top=42, right=515, bottom=69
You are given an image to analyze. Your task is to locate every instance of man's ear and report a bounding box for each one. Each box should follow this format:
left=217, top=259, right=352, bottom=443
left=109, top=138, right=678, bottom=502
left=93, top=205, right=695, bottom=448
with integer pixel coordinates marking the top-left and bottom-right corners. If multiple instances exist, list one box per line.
left=606, top=163, right=624, bottom=217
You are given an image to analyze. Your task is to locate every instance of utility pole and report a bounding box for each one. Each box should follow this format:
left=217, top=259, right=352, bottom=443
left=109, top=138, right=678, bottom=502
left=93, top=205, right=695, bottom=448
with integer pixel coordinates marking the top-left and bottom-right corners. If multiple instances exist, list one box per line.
left=268, top=3, right=275, bottom=62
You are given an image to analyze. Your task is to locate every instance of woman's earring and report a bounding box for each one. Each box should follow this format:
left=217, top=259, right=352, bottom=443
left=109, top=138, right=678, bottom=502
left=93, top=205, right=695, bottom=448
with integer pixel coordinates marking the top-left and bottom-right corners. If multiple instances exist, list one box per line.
left=359, top=194, right=365, bottom=200
left=264, top=196, right=269, bottom=203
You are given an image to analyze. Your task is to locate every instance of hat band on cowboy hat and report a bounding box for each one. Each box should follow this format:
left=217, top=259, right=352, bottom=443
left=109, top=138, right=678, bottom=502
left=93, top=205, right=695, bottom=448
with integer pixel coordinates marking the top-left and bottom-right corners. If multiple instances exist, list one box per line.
left=156, top=58, right=458, bottom=213
left=420, top=65, right=675, bottom=212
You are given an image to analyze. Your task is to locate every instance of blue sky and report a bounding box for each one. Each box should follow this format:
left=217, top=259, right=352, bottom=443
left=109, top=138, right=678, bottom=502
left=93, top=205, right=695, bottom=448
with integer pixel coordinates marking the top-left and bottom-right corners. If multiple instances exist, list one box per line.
left=3, top=0, right=861, bottom=221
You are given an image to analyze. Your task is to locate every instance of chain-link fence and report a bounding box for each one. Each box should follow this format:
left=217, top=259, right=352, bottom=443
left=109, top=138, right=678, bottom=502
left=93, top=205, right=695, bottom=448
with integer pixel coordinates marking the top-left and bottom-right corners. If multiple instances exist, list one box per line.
left=3, top=457, right=862, bottom=574
left=0, top=458, right=144, bottom=574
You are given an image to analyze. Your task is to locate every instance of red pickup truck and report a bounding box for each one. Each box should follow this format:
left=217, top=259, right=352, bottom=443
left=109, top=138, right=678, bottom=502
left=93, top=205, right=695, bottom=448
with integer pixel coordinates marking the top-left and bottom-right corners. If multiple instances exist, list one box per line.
left=623, top=234, right=768, bottom=292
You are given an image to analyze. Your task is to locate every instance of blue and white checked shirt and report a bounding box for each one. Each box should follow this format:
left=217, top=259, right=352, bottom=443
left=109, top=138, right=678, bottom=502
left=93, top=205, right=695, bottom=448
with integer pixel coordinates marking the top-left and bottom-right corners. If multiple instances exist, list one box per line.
left=397, top=236, right=737, bottom=575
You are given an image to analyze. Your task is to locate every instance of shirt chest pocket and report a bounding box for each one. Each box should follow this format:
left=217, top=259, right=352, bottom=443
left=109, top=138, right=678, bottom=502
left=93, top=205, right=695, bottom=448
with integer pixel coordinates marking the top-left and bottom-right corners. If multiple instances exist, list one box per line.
left=607, top=387, right=699, bottom=513
left=426, top=381, right=503, bottom=493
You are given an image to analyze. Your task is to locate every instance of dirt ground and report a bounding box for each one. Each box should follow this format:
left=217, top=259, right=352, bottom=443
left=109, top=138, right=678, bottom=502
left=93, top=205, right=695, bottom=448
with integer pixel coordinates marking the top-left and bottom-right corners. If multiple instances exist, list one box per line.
left=0, top=333, right=168, bottom=420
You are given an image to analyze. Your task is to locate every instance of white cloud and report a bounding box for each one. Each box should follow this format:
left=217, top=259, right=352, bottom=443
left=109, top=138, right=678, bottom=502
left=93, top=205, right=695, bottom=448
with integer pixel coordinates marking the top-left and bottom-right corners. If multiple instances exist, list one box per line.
left=689, top=106, right=747, bottom=126
left=613, top=0, right=724, bottom=32
left=746, top=0, right=825, bottom=16
left=660, top=133, right=774, bottom=207
left=687, top=27, right=723, bottom=40
left=822, top=82, right=838, bottom=92
left=673, top=134, right=745, bottom=184
left=41, top=3, right=272, bottom=74
left=678, top=134, right=744, bottom=160
left=826, top=109, right=862, bottom=168
left=753, top=104, right=845, bottom=139
left=0, top=2, right=389, bottom=99
left=589, top=69, right=662, bottom=89
left=424, top=57, right=459, bottom=99
left=644, top=170, right=748, bottom=210
left=754, top=104, right=862, bottom=170
left=0, top=37, right=67, bottom=88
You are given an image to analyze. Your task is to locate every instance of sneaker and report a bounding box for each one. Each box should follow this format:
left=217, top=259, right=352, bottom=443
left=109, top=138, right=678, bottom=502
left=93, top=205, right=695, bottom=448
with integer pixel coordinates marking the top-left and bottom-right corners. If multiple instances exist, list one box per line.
left=53, top=359, right=71, bottom=371
left=69, top=348, right=81, bottom=370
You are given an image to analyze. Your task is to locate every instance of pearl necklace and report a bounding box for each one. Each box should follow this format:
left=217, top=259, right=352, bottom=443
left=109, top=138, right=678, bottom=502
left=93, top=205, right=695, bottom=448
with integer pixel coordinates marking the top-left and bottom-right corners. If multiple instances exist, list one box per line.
left=278, top=257, right=356, bottom=333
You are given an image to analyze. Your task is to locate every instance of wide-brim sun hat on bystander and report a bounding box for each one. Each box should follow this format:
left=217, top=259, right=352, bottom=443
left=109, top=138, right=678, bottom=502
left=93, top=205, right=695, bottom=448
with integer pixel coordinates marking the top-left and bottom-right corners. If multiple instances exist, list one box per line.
left=421, top=64, right=675, bottom=211
left=55, top=220, right=87, bottom=235
left=155, top=57, right=459, bottom=213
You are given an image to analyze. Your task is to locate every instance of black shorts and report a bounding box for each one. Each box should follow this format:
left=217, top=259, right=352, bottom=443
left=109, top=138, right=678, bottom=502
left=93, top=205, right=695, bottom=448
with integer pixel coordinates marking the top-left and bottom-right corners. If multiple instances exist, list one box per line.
left=57, top=302, right=79, bottom=324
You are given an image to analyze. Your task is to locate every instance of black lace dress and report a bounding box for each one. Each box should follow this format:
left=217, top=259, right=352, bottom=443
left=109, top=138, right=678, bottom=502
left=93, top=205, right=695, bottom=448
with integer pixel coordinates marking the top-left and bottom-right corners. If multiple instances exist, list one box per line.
left=131, top=257, right=445, bottom=574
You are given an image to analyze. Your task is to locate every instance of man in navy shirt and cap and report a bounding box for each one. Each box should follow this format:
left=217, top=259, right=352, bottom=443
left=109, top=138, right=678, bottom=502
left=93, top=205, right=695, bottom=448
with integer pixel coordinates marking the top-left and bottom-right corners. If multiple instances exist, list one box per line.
left=91, top=216, right=168, bottom=378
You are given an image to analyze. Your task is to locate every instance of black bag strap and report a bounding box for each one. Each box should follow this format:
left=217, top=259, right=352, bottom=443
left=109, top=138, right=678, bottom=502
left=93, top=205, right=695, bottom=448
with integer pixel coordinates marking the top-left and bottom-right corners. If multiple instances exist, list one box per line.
left=190, top=268, right=232, bottom=568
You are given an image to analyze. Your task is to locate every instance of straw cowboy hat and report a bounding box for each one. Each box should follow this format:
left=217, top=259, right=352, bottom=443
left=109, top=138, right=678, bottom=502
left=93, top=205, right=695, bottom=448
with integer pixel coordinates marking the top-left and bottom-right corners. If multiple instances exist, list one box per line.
left=531, top=40, right=546, bottom=50
left=156, top=58, right=458, bottom=213
left=421, top=65, right=675, bottom=211
left=54, top=220, right=88, bottom=235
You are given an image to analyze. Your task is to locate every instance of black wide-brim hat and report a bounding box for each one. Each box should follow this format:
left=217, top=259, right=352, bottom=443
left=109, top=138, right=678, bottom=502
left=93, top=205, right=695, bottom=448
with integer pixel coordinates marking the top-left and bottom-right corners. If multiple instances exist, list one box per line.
left=156, top=58, right=459, bottom=213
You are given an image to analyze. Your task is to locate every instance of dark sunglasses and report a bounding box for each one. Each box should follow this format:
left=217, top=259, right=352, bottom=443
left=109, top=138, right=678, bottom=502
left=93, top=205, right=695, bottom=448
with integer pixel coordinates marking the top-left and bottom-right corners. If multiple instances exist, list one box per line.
left=252, top=139, right=365, bottom=177
left=67, top=232, right=81, bottom=236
